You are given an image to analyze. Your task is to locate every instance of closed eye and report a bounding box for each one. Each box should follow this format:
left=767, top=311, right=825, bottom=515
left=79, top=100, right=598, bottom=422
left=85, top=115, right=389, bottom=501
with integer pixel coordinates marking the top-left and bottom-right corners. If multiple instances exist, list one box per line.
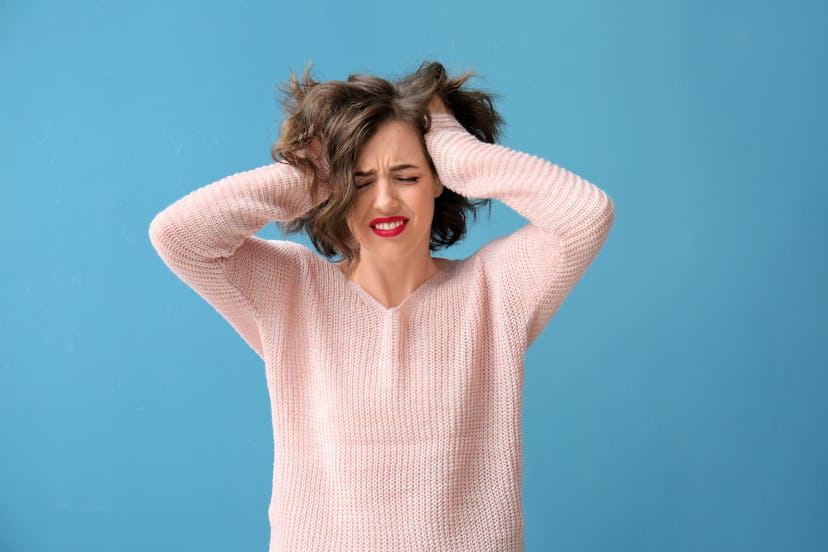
left=355, top=177, right=419, bottom=190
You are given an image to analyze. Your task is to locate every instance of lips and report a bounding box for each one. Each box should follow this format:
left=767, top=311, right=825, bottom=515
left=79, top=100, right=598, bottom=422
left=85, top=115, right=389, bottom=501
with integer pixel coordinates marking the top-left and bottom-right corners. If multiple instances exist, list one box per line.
left=371, top=217, right=408, bottom=238
left=370, top=216, right=408, bottom=227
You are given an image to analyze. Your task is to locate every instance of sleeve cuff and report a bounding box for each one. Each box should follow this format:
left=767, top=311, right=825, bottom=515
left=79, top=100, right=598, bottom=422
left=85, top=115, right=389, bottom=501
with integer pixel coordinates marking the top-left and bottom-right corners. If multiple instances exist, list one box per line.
left=429, top=112, right=466, bottom=131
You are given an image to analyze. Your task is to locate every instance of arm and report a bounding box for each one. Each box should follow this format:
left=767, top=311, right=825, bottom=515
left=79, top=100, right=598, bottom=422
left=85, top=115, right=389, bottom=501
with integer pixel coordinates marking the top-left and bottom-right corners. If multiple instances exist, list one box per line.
left=424, top=113, right=615, bottom=348
left=148, top=161, right=332, bottom=360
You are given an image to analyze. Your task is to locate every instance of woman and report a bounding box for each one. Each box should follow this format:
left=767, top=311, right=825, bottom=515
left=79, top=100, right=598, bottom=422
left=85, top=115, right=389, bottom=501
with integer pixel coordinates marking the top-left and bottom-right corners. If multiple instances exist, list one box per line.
left=149, top=61, right=614, bottom=551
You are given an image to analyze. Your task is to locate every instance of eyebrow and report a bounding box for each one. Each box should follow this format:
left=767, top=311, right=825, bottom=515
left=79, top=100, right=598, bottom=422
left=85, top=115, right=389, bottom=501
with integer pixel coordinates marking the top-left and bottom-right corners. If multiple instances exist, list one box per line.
left=353, top=163, right=420, bottom=178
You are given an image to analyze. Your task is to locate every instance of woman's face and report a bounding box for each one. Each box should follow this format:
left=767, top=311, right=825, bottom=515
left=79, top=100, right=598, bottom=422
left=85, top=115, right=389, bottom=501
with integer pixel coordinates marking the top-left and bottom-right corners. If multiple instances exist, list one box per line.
left=346, top=119, right=443, bottom=263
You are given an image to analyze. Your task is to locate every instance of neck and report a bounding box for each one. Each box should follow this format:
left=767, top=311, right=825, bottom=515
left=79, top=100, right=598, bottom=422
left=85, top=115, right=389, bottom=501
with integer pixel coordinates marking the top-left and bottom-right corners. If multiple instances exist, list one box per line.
left=339, top=253, right=447, bottom=309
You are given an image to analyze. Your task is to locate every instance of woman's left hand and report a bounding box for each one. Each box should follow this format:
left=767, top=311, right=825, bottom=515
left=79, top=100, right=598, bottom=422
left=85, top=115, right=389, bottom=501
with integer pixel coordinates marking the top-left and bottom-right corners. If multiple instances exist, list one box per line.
left=428, top=95, right=452, bottom=116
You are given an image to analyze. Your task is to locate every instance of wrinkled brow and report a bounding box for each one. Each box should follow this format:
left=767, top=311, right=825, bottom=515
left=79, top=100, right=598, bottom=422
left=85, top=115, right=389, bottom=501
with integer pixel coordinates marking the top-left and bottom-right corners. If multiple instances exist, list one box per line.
left=353, top=163, right=420, bottom=177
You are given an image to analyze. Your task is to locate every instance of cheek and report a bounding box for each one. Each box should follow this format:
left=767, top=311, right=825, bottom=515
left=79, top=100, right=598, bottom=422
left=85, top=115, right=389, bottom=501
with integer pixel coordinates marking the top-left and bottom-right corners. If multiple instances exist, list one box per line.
left=345, top=203, right=366, bottom=233
left=421, top=192, right=437, bottom=214
left=345, top=214, right=358, bottom=235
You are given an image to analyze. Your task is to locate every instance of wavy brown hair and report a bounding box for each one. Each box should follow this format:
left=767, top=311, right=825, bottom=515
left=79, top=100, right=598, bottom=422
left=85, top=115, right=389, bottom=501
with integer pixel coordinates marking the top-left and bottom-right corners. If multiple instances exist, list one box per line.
left=270, top=60, right=505, bottom=263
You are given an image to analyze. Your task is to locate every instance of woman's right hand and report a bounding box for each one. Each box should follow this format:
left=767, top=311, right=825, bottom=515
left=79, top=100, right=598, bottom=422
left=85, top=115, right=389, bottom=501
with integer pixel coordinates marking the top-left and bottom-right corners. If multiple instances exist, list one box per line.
left=296, top=132, right=335, bottom=198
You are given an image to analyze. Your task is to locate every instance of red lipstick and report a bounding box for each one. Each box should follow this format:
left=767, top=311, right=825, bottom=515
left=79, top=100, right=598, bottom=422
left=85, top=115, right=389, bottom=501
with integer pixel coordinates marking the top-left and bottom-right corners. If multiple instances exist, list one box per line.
left=370, top=216, right=408, bottom=238
left=369, top=216, right=408, bottom=226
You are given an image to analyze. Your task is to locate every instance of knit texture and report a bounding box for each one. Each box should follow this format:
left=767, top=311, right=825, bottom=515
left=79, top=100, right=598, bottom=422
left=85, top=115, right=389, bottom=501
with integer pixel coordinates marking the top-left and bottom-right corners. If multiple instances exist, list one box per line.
left=148, top=113, right=615, bottom=551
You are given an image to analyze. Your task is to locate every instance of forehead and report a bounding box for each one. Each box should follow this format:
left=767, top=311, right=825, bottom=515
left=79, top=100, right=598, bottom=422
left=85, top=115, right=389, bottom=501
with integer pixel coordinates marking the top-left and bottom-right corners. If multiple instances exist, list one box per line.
left=355, top=120, right=424, bottom=169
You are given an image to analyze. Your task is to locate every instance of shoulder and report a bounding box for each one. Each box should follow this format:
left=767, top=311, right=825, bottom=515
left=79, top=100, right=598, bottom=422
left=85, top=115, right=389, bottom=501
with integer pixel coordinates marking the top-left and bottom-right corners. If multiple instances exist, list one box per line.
left=225, top=237, right=319, bottom=286
left=433, top=257, right=454, bottom=271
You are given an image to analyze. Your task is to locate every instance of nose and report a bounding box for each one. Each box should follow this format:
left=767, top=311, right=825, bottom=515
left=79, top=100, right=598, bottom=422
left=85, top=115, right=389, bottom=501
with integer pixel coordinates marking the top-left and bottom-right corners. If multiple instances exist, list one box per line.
left=371, top=176, right=400, bottom=211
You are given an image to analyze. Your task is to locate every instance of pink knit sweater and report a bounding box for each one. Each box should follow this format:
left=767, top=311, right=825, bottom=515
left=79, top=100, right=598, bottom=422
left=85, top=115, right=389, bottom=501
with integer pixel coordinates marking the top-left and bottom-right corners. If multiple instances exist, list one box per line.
left=148, top=113, right=614, bottom=551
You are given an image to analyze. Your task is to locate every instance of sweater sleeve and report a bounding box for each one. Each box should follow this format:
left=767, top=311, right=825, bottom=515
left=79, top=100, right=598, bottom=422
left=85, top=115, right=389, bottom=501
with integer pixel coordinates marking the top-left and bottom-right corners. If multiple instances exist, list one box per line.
left=148, top=161, right=330, bottom=360
left=424, top=113, right=615, bottom=348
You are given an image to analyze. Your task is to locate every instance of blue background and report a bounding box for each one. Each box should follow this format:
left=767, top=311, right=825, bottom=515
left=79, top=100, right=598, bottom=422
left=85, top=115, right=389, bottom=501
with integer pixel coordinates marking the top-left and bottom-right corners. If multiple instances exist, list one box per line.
left=2, top=0, right=826, bottom=550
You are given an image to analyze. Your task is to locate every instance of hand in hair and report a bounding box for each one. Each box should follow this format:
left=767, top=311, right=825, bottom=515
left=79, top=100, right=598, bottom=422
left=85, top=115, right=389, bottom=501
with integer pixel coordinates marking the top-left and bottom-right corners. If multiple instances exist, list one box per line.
left=428, top=94, right=453, bottom=116
left=296, top=132, right=334, bottom=192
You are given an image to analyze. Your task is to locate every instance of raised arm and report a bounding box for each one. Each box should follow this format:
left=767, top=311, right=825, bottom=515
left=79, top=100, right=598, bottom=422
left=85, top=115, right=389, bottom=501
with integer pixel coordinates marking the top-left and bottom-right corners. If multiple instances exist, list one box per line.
left=148, top=160, right=332, bottom=360
left=424, top=112, right=615, bottom=347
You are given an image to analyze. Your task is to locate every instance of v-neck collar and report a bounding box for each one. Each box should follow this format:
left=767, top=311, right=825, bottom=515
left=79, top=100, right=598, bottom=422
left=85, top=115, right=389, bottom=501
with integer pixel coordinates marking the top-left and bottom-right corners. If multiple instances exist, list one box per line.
left=324, top=257, right=460, bottom=314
